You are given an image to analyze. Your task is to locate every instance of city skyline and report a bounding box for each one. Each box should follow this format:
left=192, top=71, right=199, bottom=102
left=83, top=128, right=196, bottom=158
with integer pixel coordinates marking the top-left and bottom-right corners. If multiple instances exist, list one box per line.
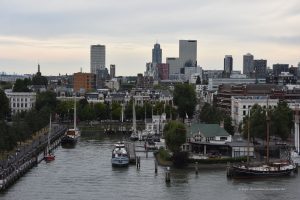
left=0, top=0, right=300, bottom=76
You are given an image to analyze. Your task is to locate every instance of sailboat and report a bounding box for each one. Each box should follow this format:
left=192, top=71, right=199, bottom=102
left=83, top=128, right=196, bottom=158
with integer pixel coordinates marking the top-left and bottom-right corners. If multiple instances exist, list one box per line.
left=61, top=96, right=81, bottom=147
left=130, top=100, right=139, bottom=141
left=44, top=114, right=55, bottom=162
left=227, top=98, right=297, bottom=178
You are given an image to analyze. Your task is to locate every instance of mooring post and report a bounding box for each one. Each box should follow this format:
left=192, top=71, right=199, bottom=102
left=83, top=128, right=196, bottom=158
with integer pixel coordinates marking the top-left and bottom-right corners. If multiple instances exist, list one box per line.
left=136, top=156, right=140, bottom=169
left=195, top=162, right=199, bottom=175
left=165, top=167, right=170, bottom=183
left=155, top=159, right=158, bottom=174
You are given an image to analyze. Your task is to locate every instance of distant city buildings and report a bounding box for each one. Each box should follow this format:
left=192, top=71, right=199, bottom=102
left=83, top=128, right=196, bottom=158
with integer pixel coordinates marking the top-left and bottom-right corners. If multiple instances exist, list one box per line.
left=224, top=55, right=233, bottom=77
left=96, top=68, right=110, bottom=89
left=110, top=64, right=116, bottom=78
left=243, top=53, right=254, bottom=77
left=152, top=43, right=162, bottom=64
left=273, top=63, right=289, bottom=76
left=73, top=72, right=96, bottom=93
left=90, top=44, right=105, bottom=74
left=156, top=63, right=169, bottom=80
left=254, top=59, right=267, bottom=78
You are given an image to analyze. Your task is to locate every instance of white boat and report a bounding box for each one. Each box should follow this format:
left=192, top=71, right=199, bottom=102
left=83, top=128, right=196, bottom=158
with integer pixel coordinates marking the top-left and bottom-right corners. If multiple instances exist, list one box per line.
left=111, top=142, right=129, bottom=167
left=61, top=96, right=80, bottom=147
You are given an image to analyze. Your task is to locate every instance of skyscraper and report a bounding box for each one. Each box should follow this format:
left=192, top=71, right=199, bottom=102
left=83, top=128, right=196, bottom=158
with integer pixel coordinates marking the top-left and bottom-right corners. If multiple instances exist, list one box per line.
left=254, top=59, right=267, bottom=78
left=110, top=64, right=116, bottom=78
left=224, top=55, right=233, bottom=74
left=90, top=45, right=105, bottom=74
left=152, top=43, right=162, bottom=64
left=179, top=40, right=197, bottom=67
left=243, top=53, right=254, bottom=76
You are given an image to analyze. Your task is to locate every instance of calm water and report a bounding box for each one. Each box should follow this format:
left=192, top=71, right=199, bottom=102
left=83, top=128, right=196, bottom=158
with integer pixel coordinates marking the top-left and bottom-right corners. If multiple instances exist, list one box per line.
left=1, top=134, right=300, bottom=200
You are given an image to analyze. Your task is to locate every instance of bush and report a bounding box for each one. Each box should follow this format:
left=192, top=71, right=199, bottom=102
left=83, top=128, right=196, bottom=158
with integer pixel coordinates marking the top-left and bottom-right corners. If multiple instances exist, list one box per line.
left=158, top=147, right=171, bottom=161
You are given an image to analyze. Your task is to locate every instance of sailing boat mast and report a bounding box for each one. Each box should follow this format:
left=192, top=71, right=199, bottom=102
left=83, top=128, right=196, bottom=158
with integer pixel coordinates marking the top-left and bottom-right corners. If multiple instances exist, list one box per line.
left=48, top=114, right=52, bottom=149
left=247, top=110, right=250, bottom=166
left=74, top=95, right=76, bottom=130
left=132, top=100, right=136, bottom=133
left=266, top=96, right=270, bottom=164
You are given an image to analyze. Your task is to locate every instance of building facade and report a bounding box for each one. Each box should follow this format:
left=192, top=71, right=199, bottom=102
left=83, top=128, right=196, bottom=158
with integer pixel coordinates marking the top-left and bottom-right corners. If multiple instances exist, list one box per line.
left=254, top=59, right=267, bottom=78
left=179, top=40, right=197, bottom=67
left=5, top=90, right=36, bottom=115
left=152, top=43, right=162, bottom=64
left=157, top=63, right=169, bottom=80
left=224, top=55, right=233, bottom=76
left=273, top=64, right=289, bottom=76
left=90, top=44, right=105, bottom=74
left=243, top=53, right=254, bottom=77
left=73, top=72, right=96, bottom=93
left=110, top=64, right=116, bottom=78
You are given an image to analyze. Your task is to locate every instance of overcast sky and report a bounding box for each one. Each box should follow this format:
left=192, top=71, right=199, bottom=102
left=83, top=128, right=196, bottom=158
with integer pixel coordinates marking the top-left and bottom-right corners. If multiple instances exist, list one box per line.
left=0, top=0, right=300, bottom=76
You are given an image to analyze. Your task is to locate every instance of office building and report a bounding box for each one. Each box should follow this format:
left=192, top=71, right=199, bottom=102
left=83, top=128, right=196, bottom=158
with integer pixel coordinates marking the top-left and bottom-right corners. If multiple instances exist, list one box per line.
left=90, top=45, right=105, bottom=74
left=273, top=64, right=289, bottom=76
left=96, top=68, right=110, bottom=89
left=110, top=64, right=116, bottom=78
left=5, top=90, right=36, bottom=115
left=152, top=43, right=162, bottom=64
left=179, top=40, right=197, bottom=67
left=73, top=72, right=96, bottom=93
left=243, top=53, right=254, bottom=76
left=224, top=55, right=233, bottom=75
left=156, top=63, right=169, bottom=80
left=254, top=59, right=267, bottom=78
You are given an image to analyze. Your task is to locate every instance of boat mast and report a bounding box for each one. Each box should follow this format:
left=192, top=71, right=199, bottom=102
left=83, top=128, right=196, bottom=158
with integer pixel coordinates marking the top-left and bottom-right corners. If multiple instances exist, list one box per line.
left=247, top=109, right=250, bottom=166
left=48, top=114, right=52, bottom=152
left=266, top=96, right=270, bottom=164
left=132, top=100, right=136, bottom=133
left=74, top=95, right=76, bottom=130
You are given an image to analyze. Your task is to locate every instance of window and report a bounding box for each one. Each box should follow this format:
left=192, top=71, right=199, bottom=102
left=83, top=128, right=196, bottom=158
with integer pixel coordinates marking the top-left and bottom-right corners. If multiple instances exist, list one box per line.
left=243, top=105, right=246, bottom=109
left=243, top=111, right=246, bottom=116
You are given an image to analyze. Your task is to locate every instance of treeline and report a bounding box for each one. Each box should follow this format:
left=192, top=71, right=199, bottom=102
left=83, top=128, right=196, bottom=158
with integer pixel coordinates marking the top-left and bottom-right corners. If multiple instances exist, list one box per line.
left=56, top=99, right=178, bottom=122
left=199, top=103, right=234, bottom=135
left=0, top=91, right=56, bottom=153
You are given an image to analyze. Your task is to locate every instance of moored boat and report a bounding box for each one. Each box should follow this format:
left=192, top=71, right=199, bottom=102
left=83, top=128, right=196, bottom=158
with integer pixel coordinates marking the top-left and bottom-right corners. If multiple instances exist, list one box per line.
left=44, top=114, right=55, bottom=162
left=111, top=142, right=129, bottom=167
left=61, top=96, right=80, bottom=147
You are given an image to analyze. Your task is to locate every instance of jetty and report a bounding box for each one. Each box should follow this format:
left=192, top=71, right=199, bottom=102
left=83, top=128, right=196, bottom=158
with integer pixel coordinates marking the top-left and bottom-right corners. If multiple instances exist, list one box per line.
left=0, top=124, right=66, bottom=191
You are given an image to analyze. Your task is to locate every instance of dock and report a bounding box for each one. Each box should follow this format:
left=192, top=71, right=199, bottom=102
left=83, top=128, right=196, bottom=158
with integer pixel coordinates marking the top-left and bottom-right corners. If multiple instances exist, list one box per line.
left=125, top=142, right=136, bottom=164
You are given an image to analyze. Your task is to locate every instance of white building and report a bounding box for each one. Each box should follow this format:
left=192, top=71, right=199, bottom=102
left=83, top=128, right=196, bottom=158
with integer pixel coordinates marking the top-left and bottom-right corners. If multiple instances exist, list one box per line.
left=208, top=78, right=266, bottom=91
left=5, top=90, right=37, bottom=115
left=167, top=57, right=182, bottom=79
left=231, top=96, right=279, bottom=126
left=90, top=44, right=105, bottom=74
left=105, top=78, right=120, bottom=91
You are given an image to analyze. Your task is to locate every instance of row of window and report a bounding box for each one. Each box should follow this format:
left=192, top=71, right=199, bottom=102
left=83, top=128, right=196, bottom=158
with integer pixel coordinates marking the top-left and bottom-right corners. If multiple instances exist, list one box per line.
left=12, top=103, right=33, bottom=108
left=11, top=98, right=34, bottom=102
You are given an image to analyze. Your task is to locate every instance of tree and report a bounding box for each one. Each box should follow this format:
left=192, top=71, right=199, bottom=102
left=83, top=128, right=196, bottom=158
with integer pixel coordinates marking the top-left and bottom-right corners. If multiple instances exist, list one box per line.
left=173, top=84, right=197, bottom=119
left=164, top=121, right=187, bottom=153
left=0, top=89, right=9, bottom=119
left=94, top=102, right=109, bottom=120
left=13, top=78, right=31, bottom=92
left=35, top=91, right=57, bottom=111
left=200, top=103, right=223, bottom=123
left=224, top=116, right=234, bottom=135
left=270, top=101, right=293, bottom=140
left=242, top=104, right=267, bottom=140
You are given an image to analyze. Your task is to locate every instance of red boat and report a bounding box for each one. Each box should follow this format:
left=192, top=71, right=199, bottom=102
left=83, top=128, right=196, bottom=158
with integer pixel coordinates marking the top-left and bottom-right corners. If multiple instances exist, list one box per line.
left=44, top=154, right=55, bottom=162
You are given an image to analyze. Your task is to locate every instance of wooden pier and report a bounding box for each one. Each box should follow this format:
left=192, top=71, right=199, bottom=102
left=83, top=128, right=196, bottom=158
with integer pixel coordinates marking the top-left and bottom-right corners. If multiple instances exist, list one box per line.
left=125, top=142, right=136, bottom=164
left=0, top=124, right=66, bottom=192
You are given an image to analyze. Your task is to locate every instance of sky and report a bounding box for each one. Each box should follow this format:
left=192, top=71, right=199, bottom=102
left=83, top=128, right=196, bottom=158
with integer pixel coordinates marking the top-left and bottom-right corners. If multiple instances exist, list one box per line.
left=0, top=0, right=300, bottom=76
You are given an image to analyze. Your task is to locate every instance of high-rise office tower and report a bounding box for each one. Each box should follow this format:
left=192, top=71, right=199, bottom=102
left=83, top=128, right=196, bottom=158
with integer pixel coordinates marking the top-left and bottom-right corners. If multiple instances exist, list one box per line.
left=179, top=40, right=197, bottom=67
left=254, top=59, right=267, bottom=78
left=273, top=64, right=289, bottom=76
left=152, top=43, right=162, bottom=64
left=110, top=64, right=116, bottom=78
left=224, top=55, right=233, bottom=74
left=243, top=53, right=254, bottom=76
left=90, top=45, right=105, bottom=74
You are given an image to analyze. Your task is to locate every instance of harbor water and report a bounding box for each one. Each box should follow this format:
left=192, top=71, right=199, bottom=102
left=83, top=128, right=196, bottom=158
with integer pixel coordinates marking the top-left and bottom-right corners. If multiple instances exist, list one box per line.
left=1, top=134, right=300, bottom=200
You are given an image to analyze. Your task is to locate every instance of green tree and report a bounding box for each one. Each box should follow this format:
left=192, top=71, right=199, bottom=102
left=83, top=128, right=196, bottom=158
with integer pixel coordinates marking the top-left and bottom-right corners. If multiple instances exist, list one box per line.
left=94, top=102, right=109, bottom=120
left=173, top=84, right=197, bottom=119
left=35, top=91, right=57, bottom=111
left=164, top=121, right=187, bottom=153
left=0, top=89, right=9, bottom=119
left=13, top=78, right=31, bottom=92
left=270, top=101, right=293, bottom=140
left=200, top=103, right=223, bottom=123
left=224, top=116, right=234, bottom=135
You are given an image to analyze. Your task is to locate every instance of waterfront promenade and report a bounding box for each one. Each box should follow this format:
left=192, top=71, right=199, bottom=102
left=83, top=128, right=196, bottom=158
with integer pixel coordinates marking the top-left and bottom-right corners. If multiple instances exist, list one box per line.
left=0, top=124, right=66, bottom=190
